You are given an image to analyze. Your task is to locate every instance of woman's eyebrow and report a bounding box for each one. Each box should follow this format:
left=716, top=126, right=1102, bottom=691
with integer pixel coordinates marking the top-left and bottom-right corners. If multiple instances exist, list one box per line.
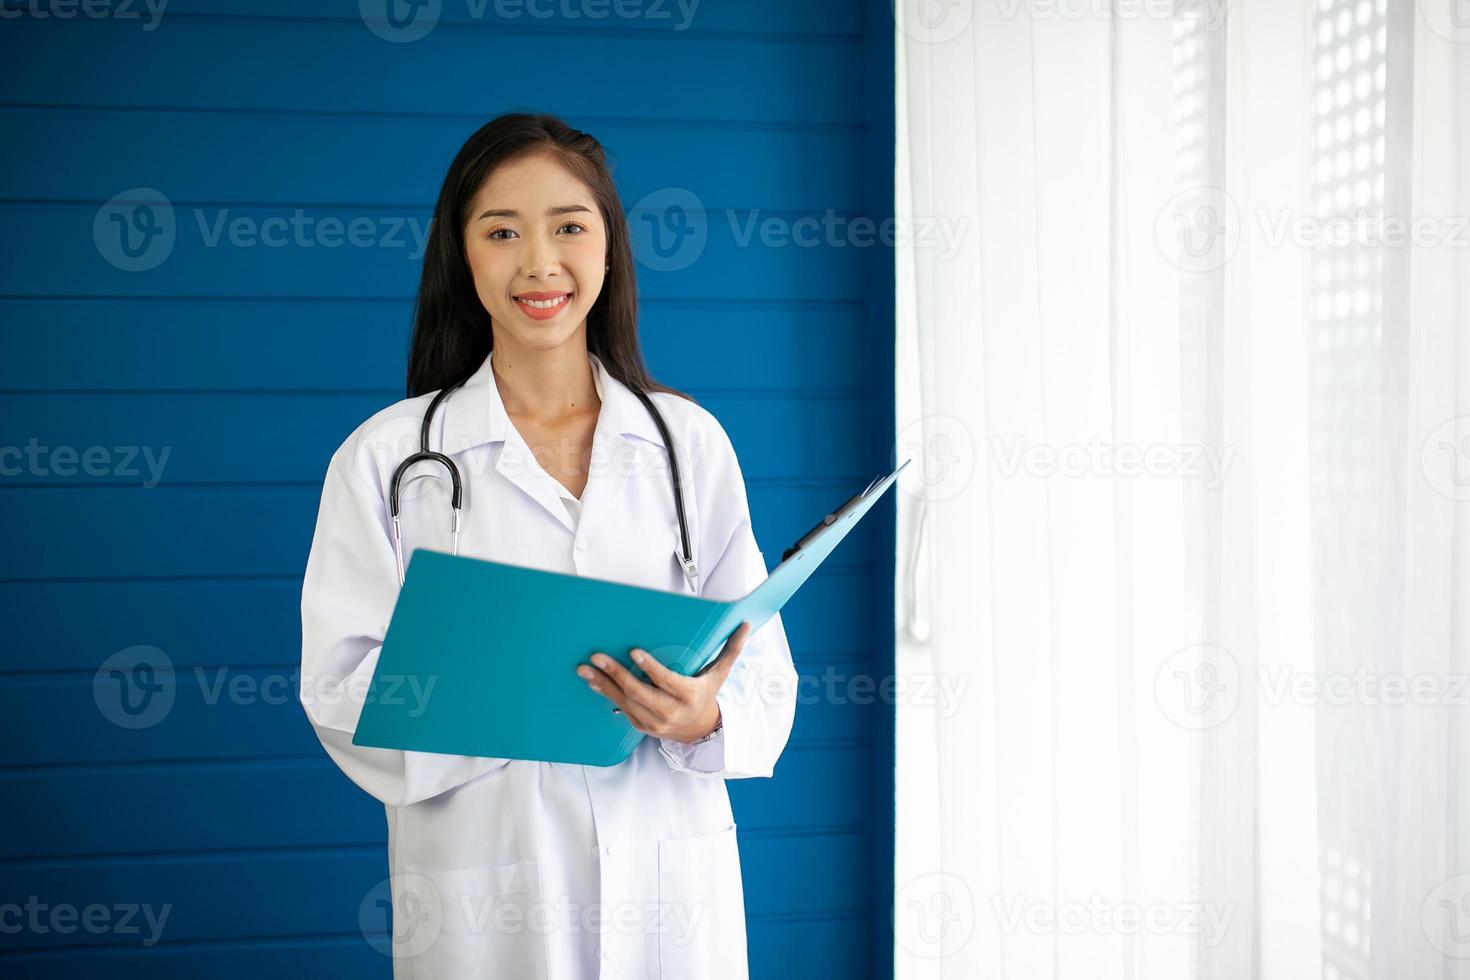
left=476, top=204, right=594, bottom=220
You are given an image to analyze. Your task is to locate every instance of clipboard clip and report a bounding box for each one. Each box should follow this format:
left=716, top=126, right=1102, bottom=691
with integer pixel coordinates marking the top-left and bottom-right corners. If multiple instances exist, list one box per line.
left=779, top=471, right=890, bottom=563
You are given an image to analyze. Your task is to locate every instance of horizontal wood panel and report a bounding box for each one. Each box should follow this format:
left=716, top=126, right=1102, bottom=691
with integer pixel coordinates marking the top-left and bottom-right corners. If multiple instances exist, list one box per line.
left=0, top=202, right=869, bottom=301
left=0, top=484, right=886, bottom=579
left=0, top=573, right=875, bottom=673
left=0, top=391, right=870, bottom=484
left=0, top=18, right=862, bottom=125
left=0, top=110, right=864, bottom=213
left=0, top=747, right=869, bottom=859
left=0, top=661, right=879, bottom=766
left=158, top=0, right=864, bottom=37
left=0, top=299, right=865, bottom=393
left=0, top=832, right=868, bottom=951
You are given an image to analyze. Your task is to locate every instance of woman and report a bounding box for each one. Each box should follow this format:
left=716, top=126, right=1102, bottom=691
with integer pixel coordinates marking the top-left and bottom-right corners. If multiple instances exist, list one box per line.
left=299, top=113, right=799, bottom=978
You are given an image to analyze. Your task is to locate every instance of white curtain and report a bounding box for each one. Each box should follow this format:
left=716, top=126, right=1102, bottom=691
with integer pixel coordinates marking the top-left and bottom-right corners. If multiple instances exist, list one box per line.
left=893, top=1, right=1469, bottom=978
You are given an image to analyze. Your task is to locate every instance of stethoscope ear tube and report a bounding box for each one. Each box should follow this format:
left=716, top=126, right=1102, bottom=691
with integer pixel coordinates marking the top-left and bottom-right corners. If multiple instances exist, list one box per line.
left=389, top=451, right=463, bottom=517
left=389, top=378, right=468, bottom=586
left=390, top=450, right=464, bottom=586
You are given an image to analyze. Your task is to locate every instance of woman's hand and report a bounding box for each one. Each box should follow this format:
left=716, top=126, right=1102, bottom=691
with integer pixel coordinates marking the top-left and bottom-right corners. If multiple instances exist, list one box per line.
left=577, top=622, right=753, bottom=743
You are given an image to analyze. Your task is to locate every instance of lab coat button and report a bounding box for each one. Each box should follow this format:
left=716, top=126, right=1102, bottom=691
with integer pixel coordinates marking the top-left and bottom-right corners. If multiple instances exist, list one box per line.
left=604, top=844, right=614, bottom=856
left=575, top=538, right=588, bottom=551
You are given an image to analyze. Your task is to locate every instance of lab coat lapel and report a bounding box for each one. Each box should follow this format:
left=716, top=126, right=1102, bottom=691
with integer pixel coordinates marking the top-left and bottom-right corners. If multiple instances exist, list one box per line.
left=479, top=357, right=577, bottom=535
left=427, top=353, right=578, bottom=529
left=474, top=350, right=666, bottom=540
left=494, top=425, right=578, bottom=535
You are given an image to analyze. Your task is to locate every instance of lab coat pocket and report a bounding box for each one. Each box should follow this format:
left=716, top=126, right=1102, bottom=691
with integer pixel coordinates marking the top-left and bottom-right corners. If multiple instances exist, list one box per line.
left=399, top=857, right=551, bottom=979
left=656, top=824, right=748, bottom=980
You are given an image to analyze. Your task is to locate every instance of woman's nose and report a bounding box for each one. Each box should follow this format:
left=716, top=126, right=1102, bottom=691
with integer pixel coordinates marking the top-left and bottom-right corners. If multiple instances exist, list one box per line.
left=520, top=233, right=562, bottom=279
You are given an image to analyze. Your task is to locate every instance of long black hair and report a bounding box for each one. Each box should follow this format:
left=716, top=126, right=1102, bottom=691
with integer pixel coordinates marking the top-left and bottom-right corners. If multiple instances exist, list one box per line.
left=406, top=111, right=691, bottom=403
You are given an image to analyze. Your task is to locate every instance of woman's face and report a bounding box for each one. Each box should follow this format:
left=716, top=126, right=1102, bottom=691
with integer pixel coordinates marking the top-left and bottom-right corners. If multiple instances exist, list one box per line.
left=463, top=151, right=609, bottom=355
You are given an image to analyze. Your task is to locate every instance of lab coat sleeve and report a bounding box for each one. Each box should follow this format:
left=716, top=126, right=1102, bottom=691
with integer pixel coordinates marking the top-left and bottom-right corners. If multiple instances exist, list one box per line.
left=300, top=442, right=508, bottom=808
left=658, top=417, right=799, bottom=779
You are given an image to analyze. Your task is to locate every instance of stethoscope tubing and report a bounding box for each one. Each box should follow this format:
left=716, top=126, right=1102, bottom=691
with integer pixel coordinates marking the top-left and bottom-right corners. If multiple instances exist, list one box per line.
left=386, top=374, right=697, bottom=591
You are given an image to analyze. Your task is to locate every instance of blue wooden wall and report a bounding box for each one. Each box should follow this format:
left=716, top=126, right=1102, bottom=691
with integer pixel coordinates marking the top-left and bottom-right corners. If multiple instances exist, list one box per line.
left=0, top=1, right=896, bottom=975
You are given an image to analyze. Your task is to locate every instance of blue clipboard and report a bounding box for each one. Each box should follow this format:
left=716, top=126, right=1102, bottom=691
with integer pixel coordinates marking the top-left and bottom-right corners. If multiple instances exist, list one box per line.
left=351, top=459, right=910, bottom=766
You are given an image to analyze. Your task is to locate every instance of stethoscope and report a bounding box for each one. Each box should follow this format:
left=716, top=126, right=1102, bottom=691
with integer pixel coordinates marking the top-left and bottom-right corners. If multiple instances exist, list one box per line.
left=388, top=373, right=698, bottom=593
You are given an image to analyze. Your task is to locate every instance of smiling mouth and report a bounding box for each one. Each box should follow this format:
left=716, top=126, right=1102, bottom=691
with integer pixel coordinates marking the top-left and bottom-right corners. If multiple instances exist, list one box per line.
left=515, top=292, right=572, bottom=311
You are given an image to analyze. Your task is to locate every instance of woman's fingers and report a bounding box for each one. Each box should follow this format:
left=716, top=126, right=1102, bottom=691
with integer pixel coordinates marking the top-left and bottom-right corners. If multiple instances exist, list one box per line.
left=581, top=654, right=672, bottom=714
left=582, top=668, right=660, bottom=730
left=706, top=622, right=752, bottom=679
left=628, top=648, right=688, bottom=696
left=578, top=632, right=748, bottom=739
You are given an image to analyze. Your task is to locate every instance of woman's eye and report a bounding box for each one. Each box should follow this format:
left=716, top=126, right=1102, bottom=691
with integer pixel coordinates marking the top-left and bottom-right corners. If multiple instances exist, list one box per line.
left=487, top=223, right=585, bottom=241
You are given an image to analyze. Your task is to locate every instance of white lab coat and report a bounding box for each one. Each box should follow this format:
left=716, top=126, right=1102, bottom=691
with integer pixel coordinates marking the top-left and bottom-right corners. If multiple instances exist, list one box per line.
left=299, top=350, right=799, bottom=979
